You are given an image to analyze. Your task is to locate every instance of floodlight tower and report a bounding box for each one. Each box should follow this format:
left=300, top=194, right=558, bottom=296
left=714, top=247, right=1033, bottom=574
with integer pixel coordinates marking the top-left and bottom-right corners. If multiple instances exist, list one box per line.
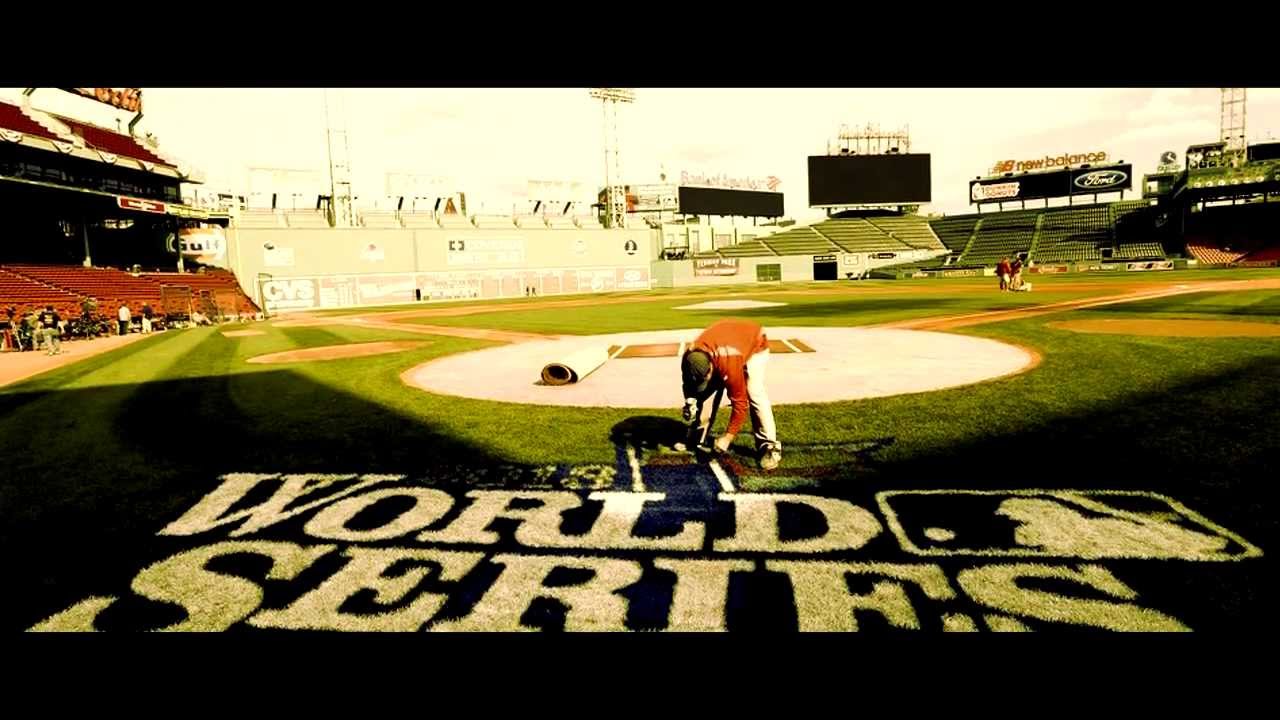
left=589, top=88, right=635, bottom=229
left=1220, top=88, right=1247, bottom=166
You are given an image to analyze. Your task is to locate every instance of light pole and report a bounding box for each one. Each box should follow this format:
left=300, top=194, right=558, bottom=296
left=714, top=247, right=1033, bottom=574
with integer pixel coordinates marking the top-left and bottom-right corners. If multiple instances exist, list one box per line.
left=588, top=88, right=635, bottom=229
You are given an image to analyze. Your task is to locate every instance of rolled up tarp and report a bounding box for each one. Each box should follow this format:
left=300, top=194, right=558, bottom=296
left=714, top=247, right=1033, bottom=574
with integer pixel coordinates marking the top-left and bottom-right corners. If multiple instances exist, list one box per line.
left=540, top=346, right=611, bottom=386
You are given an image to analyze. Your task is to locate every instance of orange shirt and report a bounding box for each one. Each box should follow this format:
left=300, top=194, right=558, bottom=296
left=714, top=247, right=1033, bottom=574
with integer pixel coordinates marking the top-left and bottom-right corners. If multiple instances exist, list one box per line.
left=689, top=318, right=768, bottom=436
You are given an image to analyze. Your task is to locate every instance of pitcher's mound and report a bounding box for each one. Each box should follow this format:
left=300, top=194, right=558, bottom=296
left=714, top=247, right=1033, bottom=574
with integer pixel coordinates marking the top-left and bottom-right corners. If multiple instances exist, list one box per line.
left=674, top=300, right=787, bottom=310
left=1049, top=319, right=1280, bottom=337
left=248, top=341, right=427, bottom=364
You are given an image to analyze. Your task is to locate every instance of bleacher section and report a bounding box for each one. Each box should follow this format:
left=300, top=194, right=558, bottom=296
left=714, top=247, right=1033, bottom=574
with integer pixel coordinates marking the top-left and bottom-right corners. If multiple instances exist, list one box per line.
left=237, top=209, right=285, bottom=228
left=1114, top=242, right=1165, bottom=260
left=474, top=215, right=517, bottom=229
left=1, top=265, right=259, bottom=321
left=0, top=268, right=81, bottom=317
left=0, top=100, right=62, bottom=141
left=959, top=211, right=1038, bottom=266
left=359, top=211, right=403, bottom=229
left=284, top=210, right=331, bottom=228
left=515, top=215, right=548, bottom=229
left=864, top=215, right=946, bottom=251
left=545, top=215, right=578, bottom=229
left=4, top=264, right=163, bottom=315
left=715, top=239, right=778, bottom=258
left=1241, top=246, right=1280, bottom=264
left=762, top=227, right=839, bottom=256
left=928, top=216, right=980, bottom=254
left=439, top=214, right=473, bottom=229
left=1033, top=204, right=1109, bottom=263
left=813, top=218, right=910, bottom=253
left=143, top=270, right=260, bottom=317
left=52, top=114, right=170, bottom=166
left=1186, top=238, right=1247, bottom=265
left=401, top=213, right=441, bottom=228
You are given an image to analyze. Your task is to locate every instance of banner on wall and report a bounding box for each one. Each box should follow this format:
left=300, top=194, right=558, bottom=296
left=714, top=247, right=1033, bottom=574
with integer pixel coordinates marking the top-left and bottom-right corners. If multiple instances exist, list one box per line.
left=261, top=279, right=318, bottom=311
left=447, top=238, right=526, bottom=266
left=357, top=275, right=416, bottom=304
left=174, top=226, right=228, bottom=267
left=262, top=266, right=651, bottom=311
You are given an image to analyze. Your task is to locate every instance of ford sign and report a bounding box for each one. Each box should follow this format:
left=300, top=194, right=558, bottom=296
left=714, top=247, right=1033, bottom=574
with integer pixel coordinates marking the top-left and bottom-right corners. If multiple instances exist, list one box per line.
left=1074, top=169, right=1128, bottom=190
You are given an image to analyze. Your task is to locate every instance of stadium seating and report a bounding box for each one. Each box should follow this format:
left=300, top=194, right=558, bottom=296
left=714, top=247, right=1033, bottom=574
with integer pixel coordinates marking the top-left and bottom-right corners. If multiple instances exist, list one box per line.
left=237, top=209, right=286, bottom=228
left=814, top=218, right=909, bottom=253
left=359, top=211, right=403, bottom=229
left=438, top=214, right=473, bottom=229
left=142, top=270, right=260, bottom=316
left=1032, top=205, right=1109, bottom=263
left=474, top=215, right=517, bottom=229
left=959, top=210, right=1038, bottom=266
left=284, top=210, right=331, bottom=228
left=1186, top=237, right=1247, bottom=265
left=864, top=215, right=946, bottom=251
left=545, top=215, right=579, bottom=229
left=0, top=268, right=82, bottom=318
left=1240, top=245, right=1280, bottom=264
left=0, top=100, right=63, bottom=141
left=401, top=213, right=441, bottom=228
left=1113, top=242, right=1165, bottom=260
left=515, top=215, right=548, bottom=229
left=51, top=114, right=169, bottom=165
left=927, top=215, right=980, bottom=253
left=717, top=239, right=778, bottom=257
left=761, top=227, right=839, bottom=256
left=3, top=264, right=163, bottom=316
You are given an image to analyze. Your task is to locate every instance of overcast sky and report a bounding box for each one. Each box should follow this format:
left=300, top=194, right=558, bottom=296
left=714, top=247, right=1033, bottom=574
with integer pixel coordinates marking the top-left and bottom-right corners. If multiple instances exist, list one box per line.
left=4, top=87, right=1277, bottom=220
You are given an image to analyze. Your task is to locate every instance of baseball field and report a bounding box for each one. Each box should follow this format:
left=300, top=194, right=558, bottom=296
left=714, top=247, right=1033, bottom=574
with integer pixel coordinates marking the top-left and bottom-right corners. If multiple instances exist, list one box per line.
left=5, top=267, right=1278, bottom=632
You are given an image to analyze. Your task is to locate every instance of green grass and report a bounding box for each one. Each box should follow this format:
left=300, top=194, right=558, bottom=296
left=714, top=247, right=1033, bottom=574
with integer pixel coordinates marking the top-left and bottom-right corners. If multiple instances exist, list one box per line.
left=5, top=267, right=1280, bottom=631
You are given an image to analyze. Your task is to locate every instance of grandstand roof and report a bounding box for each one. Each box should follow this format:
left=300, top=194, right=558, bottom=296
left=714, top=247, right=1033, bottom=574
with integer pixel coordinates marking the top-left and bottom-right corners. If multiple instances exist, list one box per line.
left=0, top=99, right=194, bottom=181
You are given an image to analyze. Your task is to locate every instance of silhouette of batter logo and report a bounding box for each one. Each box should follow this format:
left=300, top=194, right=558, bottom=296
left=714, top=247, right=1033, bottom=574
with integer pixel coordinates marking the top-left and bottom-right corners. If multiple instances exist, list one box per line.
left=624, top=239, right=637, bottom=255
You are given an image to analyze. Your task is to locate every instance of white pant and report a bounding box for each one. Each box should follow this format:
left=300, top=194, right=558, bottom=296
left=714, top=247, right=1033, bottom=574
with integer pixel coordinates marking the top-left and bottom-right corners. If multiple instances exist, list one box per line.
left=142, top=317, right=152, bottom=333
left=695, top=349, right=778, bottom=450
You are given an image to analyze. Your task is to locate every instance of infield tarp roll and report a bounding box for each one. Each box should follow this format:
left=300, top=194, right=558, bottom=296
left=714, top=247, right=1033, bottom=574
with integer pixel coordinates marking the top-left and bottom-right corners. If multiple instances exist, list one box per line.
left=540, top=346, right=611, bottom=386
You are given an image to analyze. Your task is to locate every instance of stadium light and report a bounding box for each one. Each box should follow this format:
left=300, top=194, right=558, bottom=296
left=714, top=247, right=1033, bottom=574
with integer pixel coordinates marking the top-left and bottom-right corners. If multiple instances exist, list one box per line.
left=589, top=88, right=636, bottom=229
left=589, top=88, right=636, bottom=103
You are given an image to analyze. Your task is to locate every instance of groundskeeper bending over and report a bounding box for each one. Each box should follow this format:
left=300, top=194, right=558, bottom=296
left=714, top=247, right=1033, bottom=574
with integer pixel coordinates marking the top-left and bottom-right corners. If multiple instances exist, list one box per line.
left=681, top=318, right=782, bottom=470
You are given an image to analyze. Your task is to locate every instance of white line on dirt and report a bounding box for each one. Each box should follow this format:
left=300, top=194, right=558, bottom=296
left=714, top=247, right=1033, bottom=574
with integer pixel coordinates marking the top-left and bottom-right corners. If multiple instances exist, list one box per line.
left=780, top=338, right=801, bottom=354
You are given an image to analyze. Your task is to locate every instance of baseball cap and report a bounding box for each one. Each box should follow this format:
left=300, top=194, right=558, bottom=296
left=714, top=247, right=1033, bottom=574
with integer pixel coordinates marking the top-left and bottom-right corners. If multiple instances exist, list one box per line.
left=682, top=349, right=712, bottom=397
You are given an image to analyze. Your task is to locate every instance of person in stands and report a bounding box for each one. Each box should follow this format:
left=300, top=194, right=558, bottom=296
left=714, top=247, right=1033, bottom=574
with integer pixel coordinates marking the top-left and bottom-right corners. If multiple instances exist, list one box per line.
left=117, top=303, right=132, bottom=336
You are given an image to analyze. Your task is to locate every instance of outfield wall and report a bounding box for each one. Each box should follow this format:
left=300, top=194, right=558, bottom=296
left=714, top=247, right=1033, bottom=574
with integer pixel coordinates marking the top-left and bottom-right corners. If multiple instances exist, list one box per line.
left=652, top=248, right=945, bottom=288
left=225, top=226, right=657, bottom=312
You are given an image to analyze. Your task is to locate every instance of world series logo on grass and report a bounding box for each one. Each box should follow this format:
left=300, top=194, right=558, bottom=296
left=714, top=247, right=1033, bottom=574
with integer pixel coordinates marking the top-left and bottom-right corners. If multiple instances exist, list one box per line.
left=30, top=445, right=1262, bottom=632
